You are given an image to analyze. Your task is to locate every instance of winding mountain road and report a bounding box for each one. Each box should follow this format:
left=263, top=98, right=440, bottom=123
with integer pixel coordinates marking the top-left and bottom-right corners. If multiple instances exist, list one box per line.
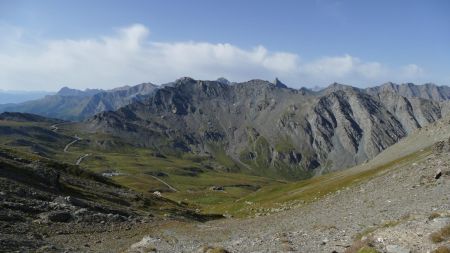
left=61, top=135, right=90, bottom=165
left=64, top=135, right=82, bottom=153
left=50, top=123, right=61, bottom=132
left=76, top=154, right=90, bottom=165
left=150, top=175, right=178, bottom=192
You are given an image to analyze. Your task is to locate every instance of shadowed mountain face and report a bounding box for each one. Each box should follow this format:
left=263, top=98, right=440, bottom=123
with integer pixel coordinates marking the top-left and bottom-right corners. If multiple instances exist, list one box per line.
left=85, top=78, right=450, bottom=179
left=0, top=83, right=158, bottom=121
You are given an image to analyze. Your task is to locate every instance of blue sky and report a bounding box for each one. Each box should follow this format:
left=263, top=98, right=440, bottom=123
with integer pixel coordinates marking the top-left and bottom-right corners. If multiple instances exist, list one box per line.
left=0, top=0, right=449, bottom=90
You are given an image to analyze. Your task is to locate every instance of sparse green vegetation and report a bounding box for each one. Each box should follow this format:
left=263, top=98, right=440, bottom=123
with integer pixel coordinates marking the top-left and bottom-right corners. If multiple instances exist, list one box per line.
left=71, top=142, right=279, bottom=210
left=357, top=247, right=381, bottom=253
left=207, top=143, right=242, bottom=172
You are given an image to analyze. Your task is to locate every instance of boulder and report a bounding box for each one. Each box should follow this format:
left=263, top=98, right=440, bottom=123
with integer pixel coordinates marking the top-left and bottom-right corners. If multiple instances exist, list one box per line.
left=209, top=186, right=224, bottom=191
left=39, top=210, right=72, bottom=223
left=435, top=169, right=442, bottom=179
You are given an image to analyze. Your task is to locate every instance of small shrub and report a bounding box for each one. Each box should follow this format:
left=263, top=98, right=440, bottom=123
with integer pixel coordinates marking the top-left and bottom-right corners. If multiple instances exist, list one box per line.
left=430, top=224, right=450, bottom=243
left=344, top=240, right=380, bottom=253
left=429, top=212, right=441, bottom=220
left=430, top=232, right=444, bottom=243
left=199, top=246, right=230, bottom=253
left=357, top=247, right=381, bottom=253
left=433, top=246, right=450, bottom=253
left=344, top=240, right=365, bottom=253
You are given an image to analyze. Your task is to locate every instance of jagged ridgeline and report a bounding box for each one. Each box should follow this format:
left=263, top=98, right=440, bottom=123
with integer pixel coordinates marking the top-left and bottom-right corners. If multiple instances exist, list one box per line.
left=84, top=78, right=450, bottom=179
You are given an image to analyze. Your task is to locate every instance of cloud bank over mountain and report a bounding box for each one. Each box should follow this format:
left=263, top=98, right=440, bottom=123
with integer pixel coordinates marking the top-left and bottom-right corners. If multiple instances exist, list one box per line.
left=0, top=24, right=425, bottom=90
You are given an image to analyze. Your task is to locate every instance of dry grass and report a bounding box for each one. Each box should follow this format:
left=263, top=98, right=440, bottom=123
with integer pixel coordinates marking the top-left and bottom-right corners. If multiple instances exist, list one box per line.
left=429, top=212, right=441, bottom=220
left=344, top=239, right=380, bottom=253
left=433, top=246, right=450, bottom=253
left=357, top=247, right=381, bottom=253
left=430, top=224, right=450, bottom=243
left=344, top=240, right=365, bottom=253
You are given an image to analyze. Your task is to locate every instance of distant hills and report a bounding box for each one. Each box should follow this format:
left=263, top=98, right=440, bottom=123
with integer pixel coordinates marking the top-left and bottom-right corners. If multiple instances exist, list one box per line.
left=56, top=86, right=103, bottom=97
left=0, top=83, right=158, bottom=121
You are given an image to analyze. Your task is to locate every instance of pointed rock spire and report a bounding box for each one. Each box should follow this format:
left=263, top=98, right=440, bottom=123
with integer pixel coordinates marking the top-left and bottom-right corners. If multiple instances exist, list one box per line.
left=273, top=78, right=288, bottom=88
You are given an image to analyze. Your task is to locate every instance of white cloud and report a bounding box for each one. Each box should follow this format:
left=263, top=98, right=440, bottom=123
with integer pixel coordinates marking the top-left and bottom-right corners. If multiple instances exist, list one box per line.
left=303, top=54, right=356, bottom=78
left=301, top=55, right=396, bottom=85
left=0, top=23, right=426, bottom=90
left=400, top=64, right=424, bottom=79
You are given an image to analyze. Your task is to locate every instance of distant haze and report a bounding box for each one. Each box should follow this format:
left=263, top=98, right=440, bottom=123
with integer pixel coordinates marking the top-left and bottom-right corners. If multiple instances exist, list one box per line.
left=0, top=90, right=54, bottom=104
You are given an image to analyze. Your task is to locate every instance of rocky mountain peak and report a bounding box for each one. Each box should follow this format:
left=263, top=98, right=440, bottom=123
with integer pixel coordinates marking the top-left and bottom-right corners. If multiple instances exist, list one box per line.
left=57, top=86, right=103, bottom=97
left=273, top=78, right=288, bottom=88
left=376, top=82, right=399, bottom=93
left=56, top=86, right=80, bottom=96
left=382, top=81, right=397, bottom=87
left=133, top=83, right=158, bottom=93
left=320, top=82, right=360, bottom=95
left=216, top=77, right=231, bottom=85
left=175, top=77, right=196, bottom=84
left=168, top=77, right=199, bottom=90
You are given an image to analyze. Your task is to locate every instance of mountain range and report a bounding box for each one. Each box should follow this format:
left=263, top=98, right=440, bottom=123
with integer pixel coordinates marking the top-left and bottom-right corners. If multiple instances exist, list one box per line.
left=2, top=78, right=450, bottom=180
left=85, top=78, right=450, bottom=179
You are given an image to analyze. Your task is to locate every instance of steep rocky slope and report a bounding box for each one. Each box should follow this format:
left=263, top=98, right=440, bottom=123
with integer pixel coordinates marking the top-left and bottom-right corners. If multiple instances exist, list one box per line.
left=0, top=83, right=158, bottom=121
left=86, top=78, right=450, bottom=179
left=0, top=146, right=214, bottom=252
